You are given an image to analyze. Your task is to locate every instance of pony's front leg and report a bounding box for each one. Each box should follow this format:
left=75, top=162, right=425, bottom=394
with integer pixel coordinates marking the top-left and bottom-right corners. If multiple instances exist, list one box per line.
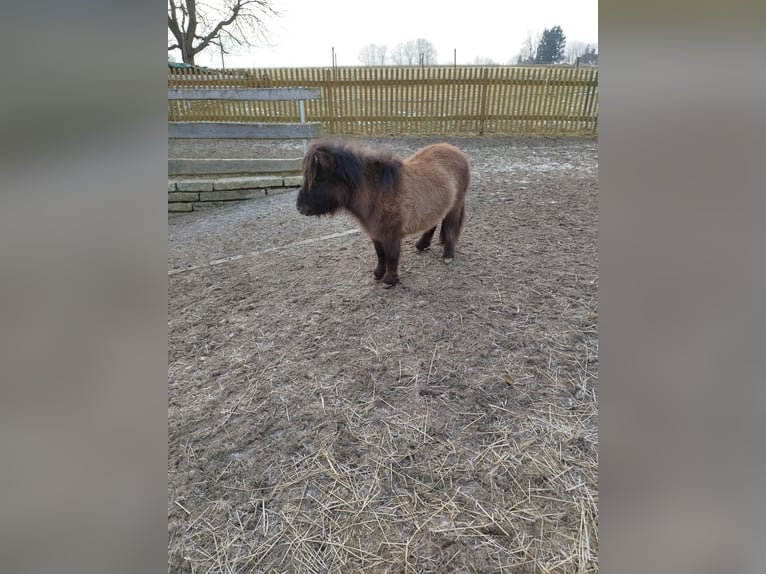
left=380, top=239, right=401, bottom=287
left=372, top=240, right=386, bottom=280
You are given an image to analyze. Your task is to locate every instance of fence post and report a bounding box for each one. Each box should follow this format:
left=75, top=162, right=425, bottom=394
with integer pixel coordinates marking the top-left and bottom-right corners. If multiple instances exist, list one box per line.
left=478, top=67, right=489, bottom=136
left=324, top=68, right=335, bottom=135
left=590, top=69, right=599, bottom=135
left=582, top=69, right=598, bottom=134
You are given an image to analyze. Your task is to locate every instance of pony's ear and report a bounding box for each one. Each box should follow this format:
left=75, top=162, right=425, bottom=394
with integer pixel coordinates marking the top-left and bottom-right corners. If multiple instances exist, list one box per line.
left=313, top=150, right=331, bottom=169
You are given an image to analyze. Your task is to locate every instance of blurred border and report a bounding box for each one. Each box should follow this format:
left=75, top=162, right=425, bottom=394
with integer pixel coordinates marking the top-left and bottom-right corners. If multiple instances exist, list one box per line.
left=600, top=1, right=766, bottom=572
left=0, top=2, right=168, bottom=573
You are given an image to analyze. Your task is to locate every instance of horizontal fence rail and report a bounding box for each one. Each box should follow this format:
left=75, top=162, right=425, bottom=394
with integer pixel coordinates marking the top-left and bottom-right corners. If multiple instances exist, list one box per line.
left=168, top=66, right=598, bottom=136
left=167, top=121, right=322, bottom=139
left=168, top=87, right=321, bottom=101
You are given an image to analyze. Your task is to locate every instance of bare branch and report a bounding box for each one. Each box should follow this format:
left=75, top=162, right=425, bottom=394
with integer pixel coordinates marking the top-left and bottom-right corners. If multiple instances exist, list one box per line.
left=186, top=0, right=197, bottom=40
left=167, top=0, right=183, bottom=44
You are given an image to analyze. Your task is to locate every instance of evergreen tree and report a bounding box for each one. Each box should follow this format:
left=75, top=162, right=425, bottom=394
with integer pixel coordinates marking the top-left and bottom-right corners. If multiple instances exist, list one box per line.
left=535, top=26, right=567, bottom=64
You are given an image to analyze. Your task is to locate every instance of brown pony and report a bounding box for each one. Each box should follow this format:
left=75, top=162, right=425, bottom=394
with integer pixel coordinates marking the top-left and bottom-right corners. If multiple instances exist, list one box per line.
left=296, top=139, right=470, bottom=287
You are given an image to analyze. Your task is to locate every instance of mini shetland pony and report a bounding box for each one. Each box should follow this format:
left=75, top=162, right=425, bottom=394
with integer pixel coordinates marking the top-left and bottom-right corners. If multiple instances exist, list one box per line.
left=296, top=140, right=470, bottom=287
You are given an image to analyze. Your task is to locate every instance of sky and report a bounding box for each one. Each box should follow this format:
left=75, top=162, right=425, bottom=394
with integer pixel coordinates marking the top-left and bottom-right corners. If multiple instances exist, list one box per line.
left=189, top=0, right=598, bottom=68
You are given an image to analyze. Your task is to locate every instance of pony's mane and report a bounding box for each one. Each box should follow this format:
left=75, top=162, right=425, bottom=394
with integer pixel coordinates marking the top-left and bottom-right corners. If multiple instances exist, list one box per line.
left=303, top=140, right=402, bottom=192
left=369, top=146, right=402, bottom=192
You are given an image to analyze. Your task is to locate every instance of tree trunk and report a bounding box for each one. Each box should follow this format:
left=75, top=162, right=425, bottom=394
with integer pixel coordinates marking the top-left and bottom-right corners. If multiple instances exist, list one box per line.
left=182, top=39, right=195, bottom=65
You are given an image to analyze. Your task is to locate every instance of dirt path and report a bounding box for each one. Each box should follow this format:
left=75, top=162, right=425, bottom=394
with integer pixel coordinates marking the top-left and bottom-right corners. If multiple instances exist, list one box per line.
left=168, top=136, right=598, bottom=573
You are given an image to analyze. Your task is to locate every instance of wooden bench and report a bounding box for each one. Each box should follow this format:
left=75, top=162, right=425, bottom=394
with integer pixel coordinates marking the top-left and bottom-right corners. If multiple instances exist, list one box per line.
left=168, top=87, right=321, bottom=211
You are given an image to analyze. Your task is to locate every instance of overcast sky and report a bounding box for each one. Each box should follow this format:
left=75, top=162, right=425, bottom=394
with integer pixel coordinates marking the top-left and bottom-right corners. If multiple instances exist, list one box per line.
left=190, top=0, right=598, bottom=68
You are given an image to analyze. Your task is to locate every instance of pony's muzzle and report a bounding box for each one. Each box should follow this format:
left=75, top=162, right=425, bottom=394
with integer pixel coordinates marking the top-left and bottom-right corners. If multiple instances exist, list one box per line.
left=296, top=201, right=312, bottom=216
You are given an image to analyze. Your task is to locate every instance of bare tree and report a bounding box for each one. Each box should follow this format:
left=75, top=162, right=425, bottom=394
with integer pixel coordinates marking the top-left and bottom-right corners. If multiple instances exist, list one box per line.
left=517, top=30, right=540, bottom=64
left=565, top=40, right=588, bottom=65
left=358, top=44, right=388, bottom=66
left=391, top=39, right=437, bottom=66
left=473, top=56, right=497, bottom=66
left=413, top=38, right=438, bottom=66
left=168, top=0, right=279, bottom=65
left=390, top=41, right=416, bottom=65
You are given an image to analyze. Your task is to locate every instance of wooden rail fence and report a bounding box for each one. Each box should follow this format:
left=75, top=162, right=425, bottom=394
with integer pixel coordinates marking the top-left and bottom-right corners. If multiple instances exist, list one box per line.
left=168, top=86, right=322, bottom=178
left=168, top=66, right=598, bottom=137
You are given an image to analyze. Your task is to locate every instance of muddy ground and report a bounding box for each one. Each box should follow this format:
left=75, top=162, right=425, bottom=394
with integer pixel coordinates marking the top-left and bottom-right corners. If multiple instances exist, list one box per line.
left=168, top=136, right=598, bottom=573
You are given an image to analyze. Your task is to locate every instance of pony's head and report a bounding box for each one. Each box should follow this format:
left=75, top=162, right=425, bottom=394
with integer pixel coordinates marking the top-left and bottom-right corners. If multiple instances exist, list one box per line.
left=296, top=140, right=402, bottom=217
left=296, top=141, right=364, bottom=216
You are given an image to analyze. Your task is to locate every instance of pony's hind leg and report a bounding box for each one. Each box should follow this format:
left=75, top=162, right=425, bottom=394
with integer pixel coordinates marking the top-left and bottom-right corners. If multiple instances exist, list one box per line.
left=440, top=204, right=465, bottom=263
left=415, top=226, right=437, bottom=251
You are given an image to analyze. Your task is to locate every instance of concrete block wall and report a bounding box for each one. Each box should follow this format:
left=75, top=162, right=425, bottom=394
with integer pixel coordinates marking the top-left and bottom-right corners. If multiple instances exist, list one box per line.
left=168, top=175, right=303, bottom=212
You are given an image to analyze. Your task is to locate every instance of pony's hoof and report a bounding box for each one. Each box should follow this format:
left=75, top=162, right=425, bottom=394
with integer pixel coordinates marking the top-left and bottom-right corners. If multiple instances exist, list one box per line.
left=443, top=257, right=453, bottom=265
left=381, top=276, right=399, bottom=288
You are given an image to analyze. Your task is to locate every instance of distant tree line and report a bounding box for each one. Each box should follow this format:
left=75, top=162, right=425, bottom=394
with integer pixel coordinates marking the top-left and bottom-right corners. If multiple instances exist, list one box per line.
left=358, top=27, right=596, bottom=67
left=358, top=38, right=438, bottom=66
left=516, top=26, right=598, bottom=66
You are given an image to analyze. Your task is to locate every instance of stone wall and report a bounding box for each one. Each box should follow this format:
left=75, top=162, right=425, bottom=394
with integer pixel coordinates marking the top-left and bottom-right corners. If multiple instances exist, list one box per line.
left=168, top=175, right=303, bottom=212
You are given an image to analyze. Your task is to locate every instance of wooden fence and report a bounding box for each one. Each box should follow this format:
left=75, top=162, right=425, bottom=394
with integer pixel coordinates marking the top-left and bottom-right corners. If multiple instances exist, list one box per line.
left=168, top=66, right=598, bottom=136
left=168, top=87, right=322, bottom=179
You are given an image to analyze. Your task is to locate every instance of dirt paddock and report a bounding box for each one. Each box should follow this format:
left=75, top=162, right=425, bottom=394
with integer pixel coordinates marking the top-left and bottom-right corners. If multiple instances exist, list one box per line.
left=168, top=136, right=598, bottom=573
